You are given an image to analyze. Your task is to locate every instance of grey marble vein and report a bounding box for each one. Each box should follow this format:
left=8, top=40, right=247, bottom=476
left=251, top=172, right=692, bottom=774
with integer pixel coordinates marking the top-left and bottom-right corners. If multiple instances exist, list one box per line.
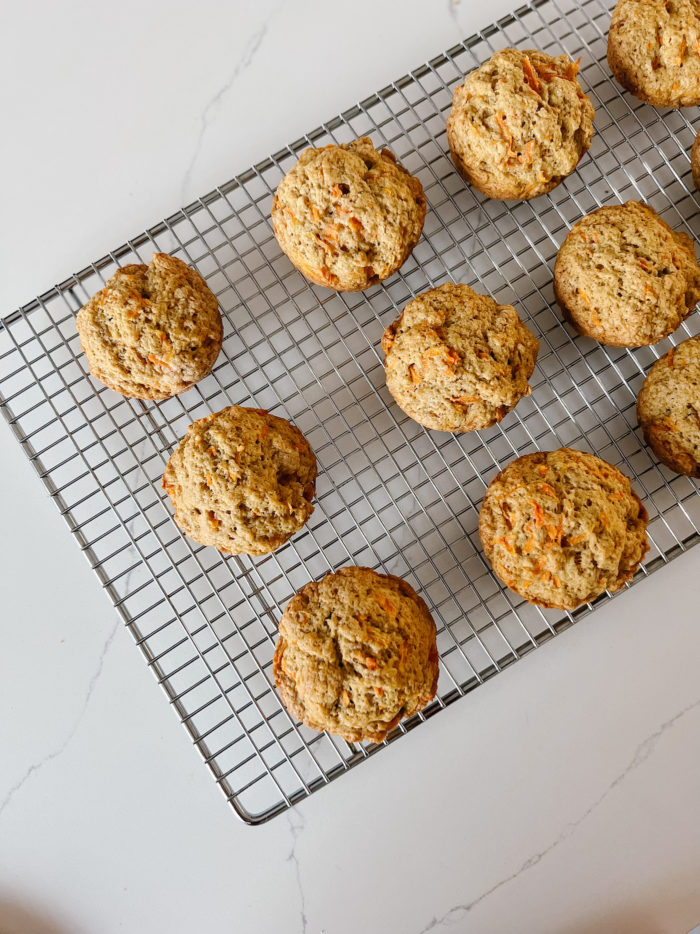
left=0, top=620, right=120, bottom=822
left=287, top=809, right=308, bottom=934
left=180, top=6, right=280, bottom=204
left=417, top=695, right=700, bottom=933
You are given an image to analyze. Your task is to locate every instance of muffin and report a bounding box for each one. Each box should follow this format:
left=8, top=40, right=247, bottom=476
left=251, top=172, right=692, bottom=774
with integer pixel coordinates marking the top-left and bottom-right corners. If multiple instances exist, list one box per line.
left=637, top=335, right=700, bottom=476
left=382, top=282, right=539, bottom=432
left=608, top=0, right=700, bottom=108
left=446, top=48, right=595, bottom=201
left=271, top=137, right=426, bottom=291
left=273, top=566, right=439, bottom=743
left=76, top=253, right=222, bottom=400
left=162, top=406, right=316, bottom=556
left=692, top=130, right=700, bottom=189
left=479, top=448, right=649, bottom=610
left=554, top=201, right=700, bottom=347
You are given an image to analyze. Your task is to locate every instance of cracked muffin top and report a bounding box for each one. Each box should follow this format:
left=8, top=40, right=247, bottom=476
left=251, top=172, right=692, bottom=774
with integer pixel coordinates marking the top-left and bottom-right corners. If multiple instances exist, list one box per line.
left=76, top=252, right=222, bottom=400
left=637, top=335, right=700, bottom=477
left=446, top=47, right=595, bottom=200
left=162, top=406, right=316, bottom=556
left=382, top=282, right=539, bottom=432
left=273, top=566, right=439, bottom=743
left=479, top=448, right=649, bottom=610
left=608, top=0, right=700, bottom=108
left=271, top=137, right=426, bottom=291
left=554, top=201, right=700, bottom=347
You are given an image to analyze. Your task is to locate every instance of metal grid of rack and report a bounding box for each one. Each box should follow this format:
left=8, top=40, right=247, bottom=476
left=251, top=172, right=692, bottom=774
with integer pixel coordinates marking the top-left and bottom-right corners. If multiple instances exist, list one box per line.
left=2, top=0, right=700, bottom=824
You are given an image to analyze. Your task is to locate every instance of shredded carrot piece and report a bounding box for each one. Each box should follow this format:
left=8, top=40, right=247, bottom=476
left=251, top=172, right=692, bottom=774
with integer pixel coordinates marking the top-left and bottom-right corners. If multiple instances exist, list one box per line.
left=323, top=223, right=339, bottom=243
left=539, top=482, right=557, bottom=497
left=537, top=464, right=548, bottom=476
left=375, top=593, right=397, bottom=616
left=517, top=139, right=536, bottom=166
left=207, top=510, right=219, bottom=530
left=523, top=535, right=537, bottom=554
left=578, top=288, right=592, bottom=307
left=677, top=35, right=687, bottom=65
left=365, top=656, right=377, bottom=671
left=451, top=394, right=480, bottom=405
left=259, top=425, right=269, bottom=442
left=422, top=345, right=460, bottom=372
left=599, top=511, right=608, bottom=529
left=546, top=523, right=562, bottom=542
left=495, top=111, right=515, bottom=159
left=348, top=217, right=364, bottom=234
left=409, top=364, right=422, bottom=384
left=496, top=536, right=515, bottom=554
left=501, top=502, right=514, bottom=531
left=341, top=690, right=351, bottom=706
left=147, top=354, right=171, bottom=369
left=205, top=473, right=214, bottom=488
left=532, top=501, right=544, bottom=526
left=667, top=347, right=675, bottom=367
left=398, top=642, right=407, bottom=671
left=522, top=56, right=541, bottom=94
left=638, top=257, right=653, bottom=273
left=374, top=686, right=384, bottom=697
left=552, top=575, right=561, bottom=589
left=567, top=533, right=587, bottom=546
left=534, top=57, right=580, bottom=83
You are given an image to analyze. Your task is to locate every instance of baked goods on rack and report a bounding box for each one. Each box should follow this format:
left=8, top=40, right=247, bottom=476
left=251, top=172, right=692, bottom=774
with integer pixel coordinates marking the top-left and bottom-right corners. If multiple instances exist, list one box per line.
left=446, top=47, right=594, bottom=200
left=163, top=406, right=316, bottom=556
left=479, top=448, right=649, bottom=610
left=76, top=252, right=222, bottom=400
left=554, top=201, right=700, bottom=347
left=271, top=137, right=426, bottom=291
left=273, top=566, right=439, bottom=743
left=382, top=282, right=539, bottom=432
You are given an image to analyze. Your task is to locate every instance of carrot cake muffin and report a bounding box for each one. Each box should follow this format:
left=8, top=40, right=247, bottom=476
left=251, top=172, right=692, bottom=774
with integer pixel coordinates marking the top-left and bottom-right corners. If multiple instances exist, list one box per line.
left=271, top=137, right=426, bottom=291
left=76, top=253, right=222, bottom=400
left=162, top=406, right=316, bottom=556
left=608, top=0, right=700, bottom=108
left=554, top=201, right=700, bottom=346
left=382, top=282, right=539, bottom=432
left=479, top=448, right=649, bottom=610
left=273, top=566, right=439, bottom=743
left=446, top=48, right=595, bottom=200
left=637, top=335, right=700, bottom=476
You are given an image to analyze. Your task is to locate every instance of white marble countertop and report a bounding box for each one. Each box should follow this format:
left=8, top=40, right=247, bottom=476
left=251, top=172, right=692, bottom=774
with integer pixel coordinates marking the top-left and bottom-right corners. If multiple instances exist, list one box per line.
left=2, top=2, right=700, bottom=932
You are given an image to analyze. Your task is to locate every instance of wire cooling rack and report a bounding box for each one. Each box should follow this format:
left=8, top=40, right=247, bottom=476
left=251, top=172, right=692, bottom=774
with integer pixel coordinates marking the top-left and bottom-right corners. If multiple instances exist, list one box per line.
left=2, top=0, right=700, bottom=825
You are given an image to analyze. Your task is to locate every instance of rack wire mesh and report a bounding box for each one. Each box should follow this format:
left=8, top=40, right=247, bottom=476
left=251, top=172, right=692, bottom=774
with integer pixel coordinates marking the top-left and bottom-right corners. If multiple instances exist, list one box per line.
left=2, top=0, right=700, bottom=824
